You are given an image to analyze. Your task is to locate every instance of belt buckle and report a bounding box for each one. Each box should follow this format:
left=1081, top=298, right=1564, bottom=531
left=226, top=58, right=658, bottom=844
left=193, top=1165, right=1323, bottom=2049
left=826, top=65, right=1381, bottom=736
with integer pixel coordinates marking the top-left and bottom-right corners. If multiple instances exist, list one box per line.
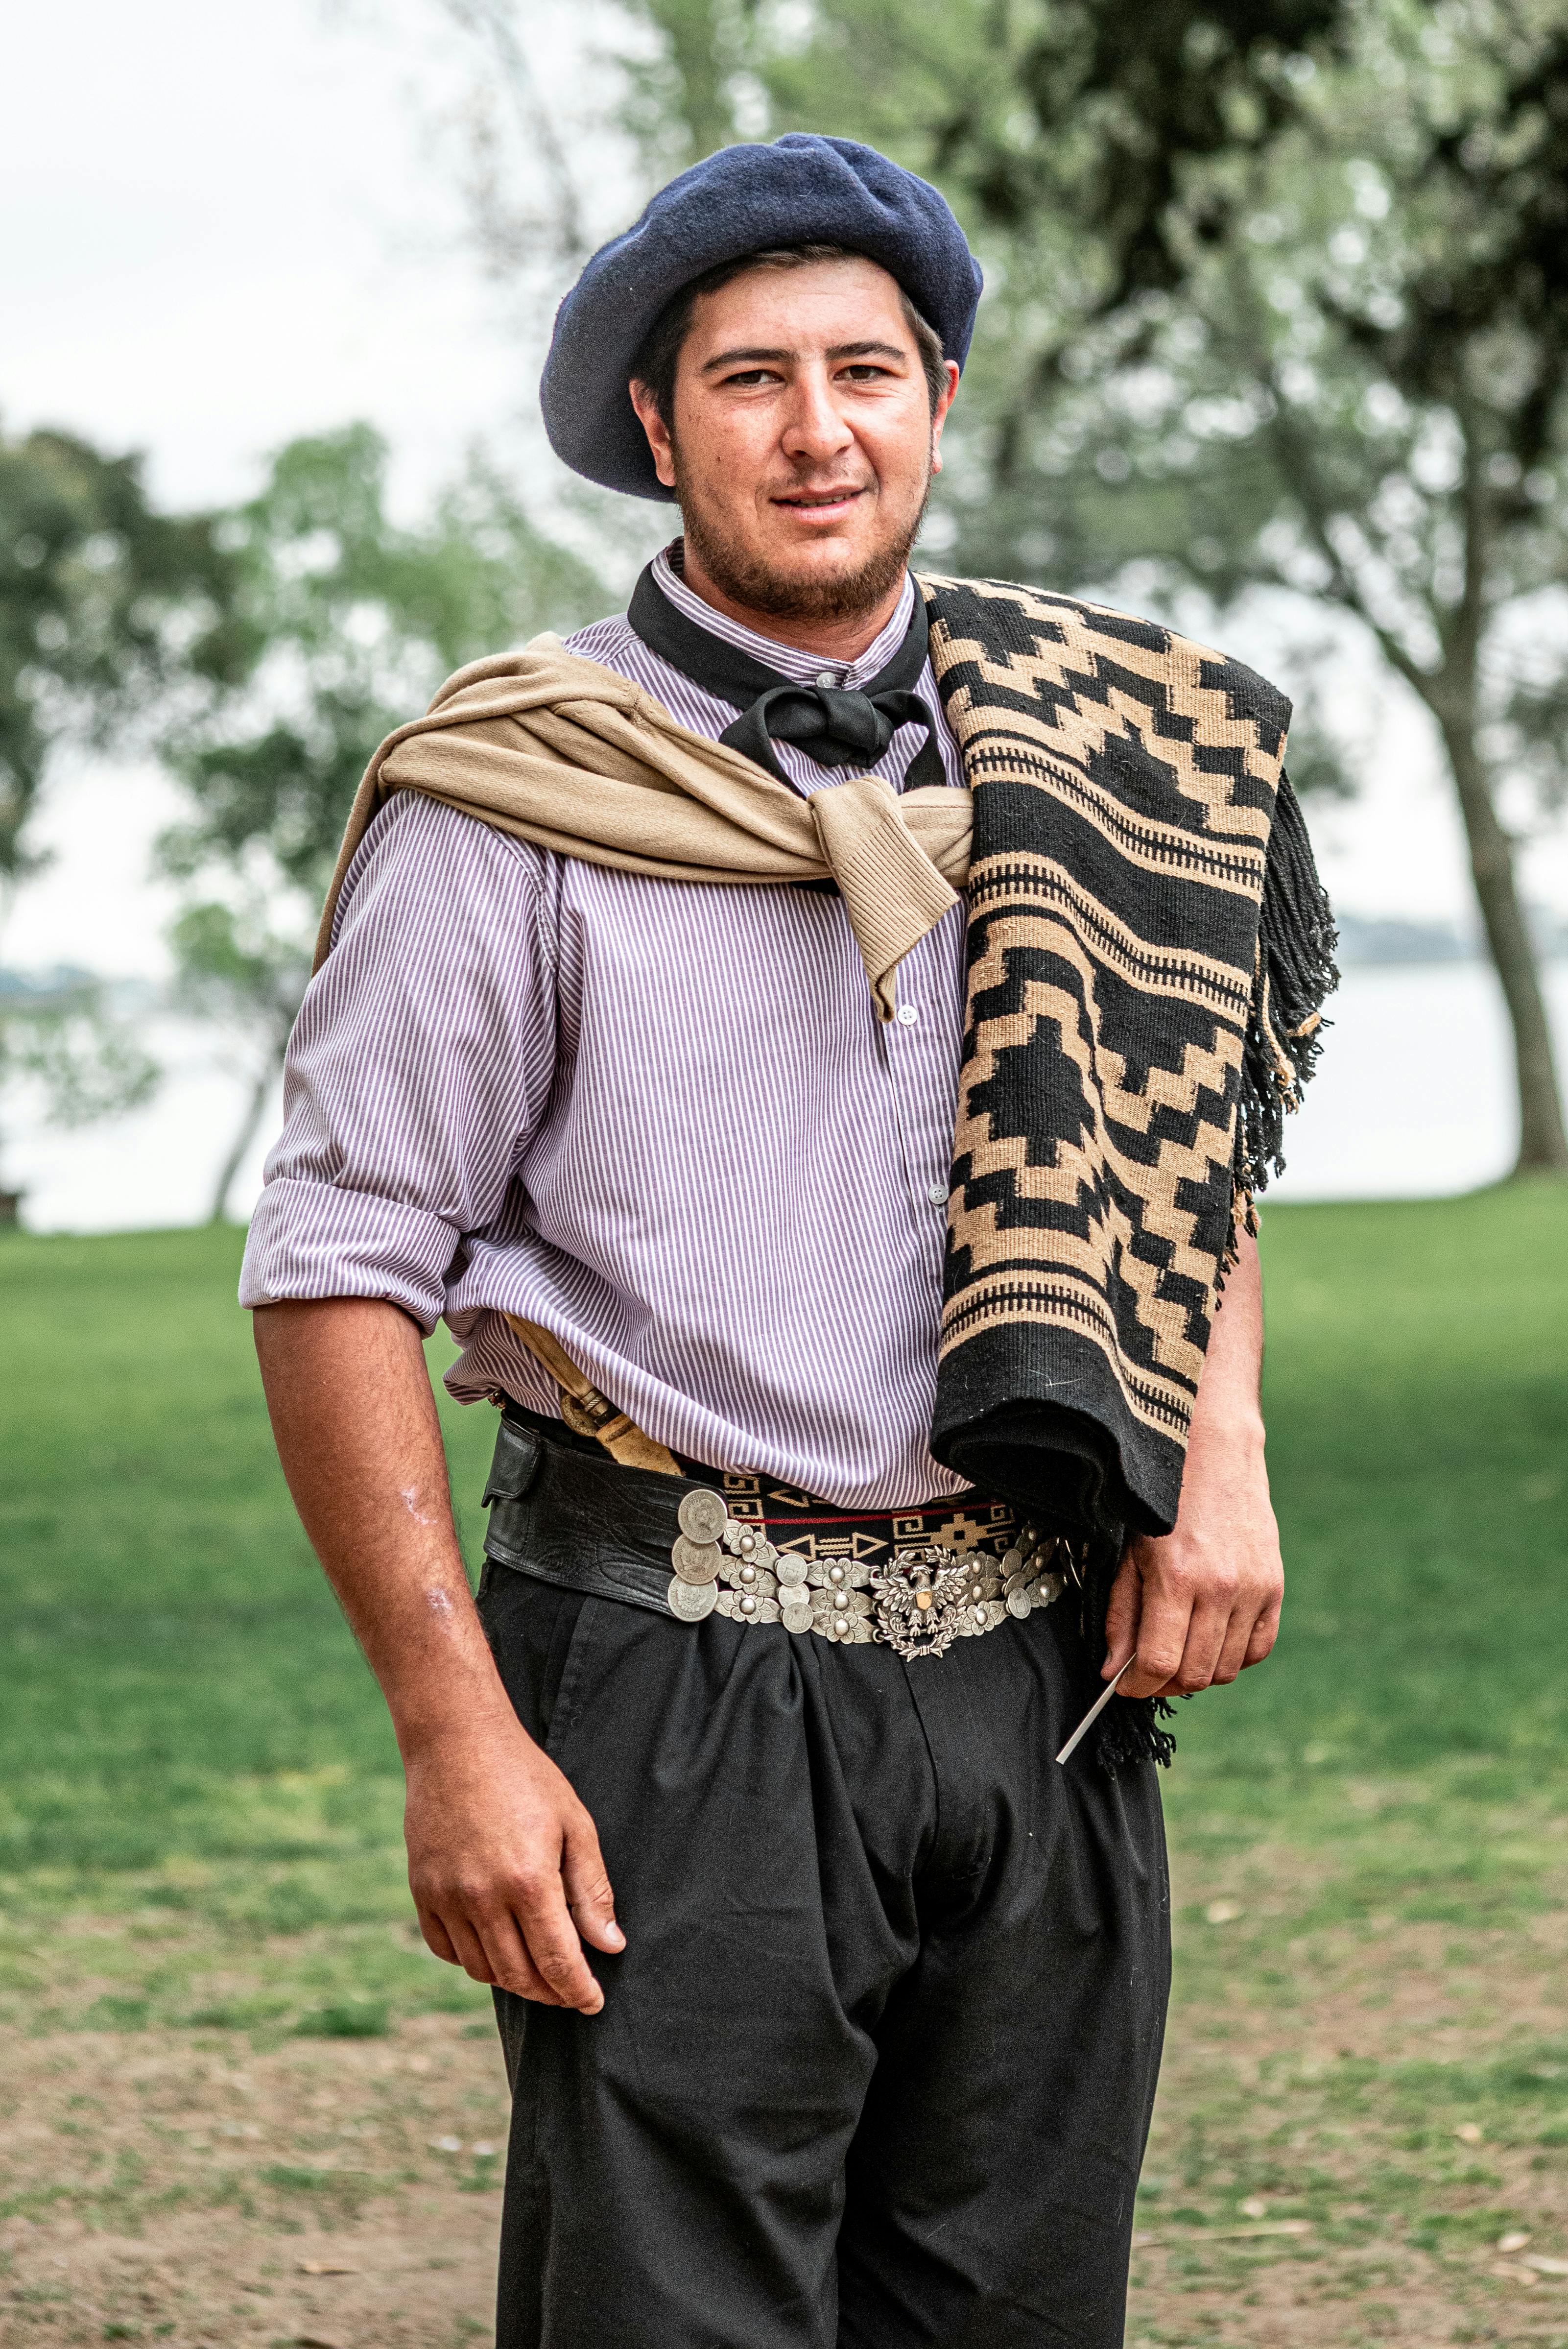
left=872, top=1545, right=991, bottom=1660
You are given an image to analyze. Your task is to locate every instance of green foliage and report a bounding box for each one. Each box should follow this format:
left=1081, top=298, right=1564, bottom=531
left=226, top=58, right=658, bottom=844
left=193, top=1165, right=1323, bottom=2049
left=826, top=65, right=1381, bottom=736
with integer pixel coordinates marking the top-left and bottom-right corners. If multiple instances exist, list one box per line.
left=0, top=973, right=159, bottom=1195
left=167, top=901, right=311, bottom=1045
left=618, top=0, right=760, bottom=169
left=0, top=425, right=238, bottom=878
left=159, top=424, right=607, bottom=906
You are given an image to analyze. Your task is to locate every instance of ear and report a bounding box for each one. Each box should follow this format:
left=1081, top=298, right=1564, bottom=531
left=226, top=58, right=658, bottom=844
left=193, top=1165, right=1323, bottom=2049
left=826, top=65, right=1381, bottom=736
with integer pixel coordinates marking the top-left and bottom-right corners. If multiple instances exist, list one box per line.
left=629, top=382, right=678, bottom=490
left=929, top=359, right=961, bottom=474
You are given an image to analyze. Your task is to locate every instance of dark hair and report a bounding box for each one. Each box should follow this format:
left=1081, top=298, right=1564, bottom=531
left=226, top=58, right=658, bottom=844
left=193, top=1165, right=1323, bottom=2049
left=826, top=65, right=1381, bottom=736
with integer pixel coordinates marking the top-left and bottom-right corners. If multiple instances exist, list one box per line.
left=629, top=241, right=948, bottom=425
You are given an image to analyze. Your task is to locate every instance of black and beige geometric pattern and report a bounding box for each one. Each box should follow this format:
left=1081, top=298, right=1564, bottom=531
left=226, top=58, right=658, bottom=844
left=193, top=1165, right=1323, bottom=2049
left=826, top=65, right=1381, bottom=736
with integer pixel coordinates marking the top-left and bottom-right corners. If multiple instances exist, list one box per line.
left=918, top=574, right=1308, bottom=1538
left=706, top=1464, right=1021, bottom=1573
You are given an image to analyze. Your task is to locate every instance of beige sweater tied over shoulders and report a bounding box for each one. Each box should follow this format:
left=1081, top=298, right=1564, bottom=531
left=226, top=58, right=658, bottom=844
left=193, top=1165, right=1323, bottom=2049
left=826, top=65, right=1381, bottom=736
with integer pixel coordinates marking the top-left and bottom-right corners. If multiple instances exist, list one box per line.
left=315, top=636, right=974, bottom=1024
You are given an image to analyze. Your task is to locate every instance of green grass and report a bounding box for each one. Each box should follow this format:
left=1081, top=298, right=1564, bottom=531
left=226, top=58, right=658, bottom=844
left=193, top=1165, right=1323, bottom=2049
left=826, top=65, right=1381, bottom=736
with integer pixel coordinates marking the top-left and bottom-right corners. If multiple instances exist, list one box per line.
left=1, top=1197, right=1566, bottom=1932
left=3, top=1197, right=1568, bottom=2337
left=0, top=1223, right=498, bottom=2033
left=1187, top=1183, right=1568, bottom=1782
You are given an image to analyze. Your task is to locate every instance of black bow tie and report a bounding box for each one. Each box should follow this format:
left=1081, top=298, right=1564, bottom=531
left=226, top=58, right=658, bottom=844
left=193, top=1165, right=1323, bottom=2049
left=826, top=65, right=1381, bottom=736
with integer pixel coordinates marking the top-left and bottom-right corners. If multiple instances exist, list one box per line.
left=626, top=560, right=946, bottom=792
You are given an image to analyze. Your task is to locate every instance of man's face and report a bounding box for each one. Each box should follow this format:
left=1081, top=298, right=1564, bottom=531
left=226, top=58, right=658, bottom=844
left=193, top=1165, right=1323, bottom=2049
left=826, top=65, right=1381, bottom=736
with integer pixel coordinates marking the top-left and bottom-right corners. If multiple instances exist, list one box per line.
left=630, top=256, right=958, bottom=623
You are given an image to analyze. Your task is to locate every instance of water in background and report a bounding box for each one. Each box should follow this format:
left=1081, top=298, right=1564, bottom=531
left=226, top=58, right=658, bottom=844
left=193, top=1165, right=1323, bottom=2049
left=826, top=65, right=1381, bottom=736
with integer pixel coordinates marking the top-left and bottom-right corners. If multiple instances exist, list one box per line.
left=8, top=963, right=1568, bottom=1233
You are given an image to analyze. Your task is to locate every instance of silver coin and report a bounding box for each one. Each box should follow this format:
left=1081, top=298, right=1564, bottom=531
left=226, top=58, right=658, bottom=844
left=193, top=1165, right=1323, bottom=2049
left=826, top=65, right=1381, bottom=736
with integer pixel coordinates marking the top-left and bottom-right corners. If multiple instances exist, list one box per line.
left=1006, top=1585, right=1033, bottom=1620
left=1000, top=1547, right=1023, bottom=1577
left=671, top=1534, right=722, bottom=1585
left=774, top=1553, right=808, bottom=1587
left=781, top=1602, right=814, bottom=1634
left=677, top=1488, right=728, bottom=1544
left=667, top=1575, right=717, bottom=1622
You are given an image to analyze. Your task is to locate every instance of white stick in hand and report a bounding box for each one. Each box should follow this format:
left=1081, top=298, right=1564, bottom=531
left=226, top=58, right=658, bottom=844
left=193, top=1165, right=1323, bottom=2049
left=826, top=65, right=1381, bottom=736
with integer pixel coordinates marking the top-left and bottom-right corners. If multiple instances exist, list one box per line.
left=1056, top=1654, right=1139, bottom=1765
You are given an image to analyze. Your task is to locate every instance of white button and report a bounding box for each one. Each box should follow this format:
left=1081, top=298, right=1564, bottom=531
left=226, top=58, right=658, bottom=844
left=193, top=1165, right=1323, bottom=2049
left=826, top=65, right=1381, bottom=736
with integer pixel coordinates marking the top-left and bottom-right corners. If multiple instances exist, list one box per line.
left=815, top=670, right=837, bottom=687
left=895, top=1003, right=920, bottom=1027
left=927, top=1182, right=948, bottom=1205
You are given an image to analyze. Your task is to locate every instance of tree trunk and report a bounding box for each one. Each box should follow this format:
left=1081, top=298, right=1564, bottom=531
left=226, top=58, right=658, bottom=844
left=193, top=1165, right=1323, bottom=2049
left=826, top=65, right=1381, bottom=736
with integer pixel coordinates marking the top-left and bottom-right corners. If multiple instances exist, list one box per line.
left=207, top=1060, right=279, bottom=1225
left=1439, top=714, right=1568, bottom=1175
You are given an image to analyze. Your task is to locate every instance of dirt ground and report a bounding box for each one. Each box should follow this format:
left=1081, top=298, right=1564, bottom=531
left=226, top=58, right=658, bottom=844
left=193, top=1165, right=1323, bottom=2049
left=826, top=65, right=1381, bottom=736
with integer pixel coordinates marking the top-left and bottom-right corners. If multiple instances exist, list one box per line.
left=0, top=2013, right=508, bottom=2347
left=4, top=1857, right=1568, bottom=2348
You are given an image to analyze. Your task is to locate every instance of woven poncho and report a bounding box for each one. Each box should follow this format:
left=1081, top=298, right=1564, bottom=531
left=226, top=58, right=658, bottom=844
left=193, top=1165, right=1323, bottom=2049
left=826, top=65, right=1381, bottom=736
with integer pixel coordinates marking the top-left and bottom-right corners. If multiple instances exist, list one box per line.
left=919, top=575, right=1334, bottom=1539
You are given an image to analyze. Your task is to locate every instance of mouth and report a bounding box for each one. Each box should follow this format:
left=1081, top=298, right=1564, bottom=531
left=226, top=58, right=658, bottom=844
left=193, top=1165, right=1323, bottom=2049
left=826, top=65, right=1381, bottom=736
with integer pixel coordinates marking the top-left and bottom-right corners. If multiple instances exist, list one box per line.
left=770, top=484, right=869, bottom=520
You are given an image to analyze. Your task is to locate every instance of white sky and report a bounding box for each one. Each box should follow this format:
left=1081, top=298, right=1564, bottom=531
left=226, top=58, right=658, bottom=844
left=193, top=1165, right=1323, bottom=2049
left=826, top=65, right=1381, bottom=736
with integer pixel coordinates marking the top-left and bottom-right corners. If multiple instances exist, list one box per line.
left=4, top=0, right=1567, bottom=980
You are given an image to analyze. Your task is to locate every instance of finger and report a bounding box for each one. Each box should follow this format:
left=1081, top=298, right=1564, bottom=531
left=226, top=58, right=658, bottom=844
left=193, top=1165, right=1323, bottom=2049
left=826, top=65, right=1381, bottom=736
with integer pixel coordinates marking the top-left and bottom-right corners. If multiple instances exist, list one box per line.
left=561, top=1814, right=626, bottom=1955
left=440, top=1909, right=503, bottom=1988
left=514, top=1871, right=606, bottom=2014
left=1120, top=1577, right=1195, bottom=1700
left=416, top=1906, right=462, bottom=1967
left=471, top=1905, right=568, bottom=2007
left=1167, top=1590, right=1234, bottom=1694
left=1101, top=1551, right=1142, bottom=1680
left=1242, top=1592, right=1282, bottom=1668
left=1210, top=1601, right=1259, bottom=1686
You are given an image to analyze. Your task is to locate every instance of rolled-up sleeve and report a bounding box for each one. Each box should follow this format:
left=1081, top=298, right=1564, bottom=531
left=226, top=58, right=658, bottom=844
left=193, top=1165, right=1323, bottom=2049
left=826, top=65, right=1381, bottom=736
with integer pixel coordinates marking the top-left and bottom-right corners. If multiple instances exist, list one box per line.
left=239, top=792, right=557, bottom=1332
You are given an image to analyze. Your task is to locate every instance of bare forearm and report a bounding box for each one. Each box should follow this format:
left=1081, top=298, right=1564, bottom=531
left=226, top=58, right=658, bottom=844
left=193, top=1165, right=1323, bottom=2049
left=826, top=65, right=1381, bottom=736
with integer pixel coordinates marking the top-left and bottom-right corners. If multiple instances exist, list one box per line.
left=251, top=1298, right=511, bottom=1757
left=1189, top=1228, right=1266, bottom=1457
left=252, top=1296, right=620, bottom=2010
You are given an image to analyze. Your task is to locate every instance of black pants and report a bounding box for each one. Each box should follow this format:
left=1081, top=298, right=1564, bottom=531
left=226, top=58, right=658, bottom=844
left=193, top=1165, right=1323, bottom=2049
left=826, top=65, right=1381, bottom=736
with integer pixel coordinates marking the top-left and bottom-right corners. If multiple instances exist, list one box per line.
left=477, top=1559, right=1169, bottom=2349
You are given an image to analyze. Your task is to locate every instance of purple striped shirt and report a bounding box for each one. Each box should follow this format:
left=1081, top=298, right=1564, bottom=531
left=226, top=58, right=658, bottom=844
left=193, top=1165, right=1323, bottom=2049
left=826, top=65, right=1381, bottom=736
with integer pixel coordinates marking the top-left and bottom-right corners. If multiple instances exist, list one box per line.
left=240, top=549, right=972, bottom=1508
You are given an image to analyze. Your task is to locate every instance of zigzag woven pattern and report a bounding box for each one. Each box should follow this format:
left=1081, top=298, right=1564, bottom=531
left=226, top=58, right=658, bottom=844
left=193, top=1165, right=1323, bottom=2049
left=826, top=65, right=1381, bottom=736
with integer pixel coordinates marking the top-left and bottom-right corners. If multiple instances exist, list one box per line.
left=920, top=574, right=1320, bottom=1537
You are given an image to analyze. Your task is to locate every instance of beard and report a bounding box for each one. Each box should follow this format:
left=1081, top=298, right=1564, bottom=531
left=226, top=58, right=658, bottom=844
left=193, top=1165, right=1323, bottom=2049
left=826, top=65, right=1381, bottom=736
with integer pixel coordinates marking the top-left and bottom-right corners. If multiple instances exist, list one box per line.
left=673, top=455, right=930, bottom=624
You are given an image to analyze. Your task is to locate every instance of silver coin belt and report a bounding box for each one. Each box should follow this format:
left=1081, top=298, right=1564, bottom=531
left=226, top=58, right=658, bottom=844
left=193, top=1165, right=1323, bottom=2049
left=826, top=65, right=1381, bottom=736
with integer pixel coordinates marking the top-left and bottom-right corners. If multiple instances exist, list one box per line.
left=667, top=1488, right=1069, bottom=1662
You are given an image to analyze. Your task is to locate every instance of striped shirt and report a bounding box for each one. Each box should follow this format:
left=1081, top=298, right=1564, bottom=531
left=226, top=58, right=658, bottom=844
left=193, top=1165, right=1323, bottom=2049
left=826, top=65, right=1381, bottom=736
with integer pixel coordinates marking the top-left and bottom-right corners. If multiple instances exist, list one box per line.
left=240, top=547, right=972, bottom=1508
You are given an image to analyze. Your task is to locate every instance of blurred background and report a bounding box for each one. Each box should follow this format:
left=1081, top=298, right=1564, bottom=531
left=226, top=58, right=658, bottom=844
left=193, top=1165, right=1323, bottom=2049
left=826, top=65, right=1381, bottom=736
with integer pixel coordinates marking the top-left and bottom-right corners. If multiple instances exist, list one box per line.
left=3, top=5, right=1568, bottom=2346
left=8, top=0, right=1568, bottom=1226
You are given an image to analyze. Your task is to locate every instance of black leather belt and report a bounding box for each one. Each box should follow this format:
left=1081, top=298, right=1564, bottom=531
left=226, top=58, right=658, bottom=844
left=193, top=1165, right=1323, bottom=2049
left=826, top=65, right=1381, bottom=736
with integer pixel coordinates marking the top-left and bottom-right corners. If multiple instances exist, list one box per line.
left=481, top=1409, right=1077, bottom=1660
left=483, top=1410, right=704, bottom=1617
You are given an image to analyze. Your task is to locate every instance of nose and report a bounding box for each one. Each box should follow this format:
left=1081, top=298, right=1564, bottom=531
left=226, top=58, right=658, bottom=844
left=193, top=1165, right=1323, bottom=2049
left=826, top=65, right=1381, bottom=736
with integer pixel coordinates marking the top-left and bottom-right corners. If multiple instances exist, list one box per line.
left=780, top=363, right=855, bottom=467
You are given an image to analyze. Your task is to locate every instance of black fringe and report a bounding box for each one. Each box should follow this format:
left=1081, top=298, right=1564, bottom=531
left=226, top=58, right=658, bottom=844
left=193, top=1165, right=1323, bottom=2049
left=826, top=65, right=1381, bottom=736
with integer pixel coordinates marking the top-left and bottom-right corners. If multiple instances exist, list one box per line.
left=1052, top=1531, right=1178, bottom=1775
left=1235, top=769, right=1339, bottom=1201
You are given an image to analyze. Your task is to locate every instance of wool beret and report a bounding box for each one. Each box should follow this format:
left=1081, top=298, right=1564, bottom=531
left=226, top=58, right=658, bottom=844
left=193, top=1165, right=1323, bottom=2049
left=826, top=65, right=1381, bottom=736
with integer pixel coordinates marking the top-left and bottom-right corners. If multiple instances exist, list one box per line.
left=540, top=133, right=984, bottom=502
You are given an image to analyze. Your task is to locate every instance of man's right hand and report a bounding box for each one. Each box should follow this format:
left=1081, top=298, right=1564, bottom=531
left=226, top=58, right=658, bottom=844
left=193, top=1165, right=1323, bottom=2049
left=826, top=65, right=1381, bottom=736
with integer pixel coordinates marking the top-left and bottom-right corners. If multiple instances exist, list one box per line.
left=404, top=1716, right=624, bottom=2014
left=251, top=1298, right=624, bottom=2020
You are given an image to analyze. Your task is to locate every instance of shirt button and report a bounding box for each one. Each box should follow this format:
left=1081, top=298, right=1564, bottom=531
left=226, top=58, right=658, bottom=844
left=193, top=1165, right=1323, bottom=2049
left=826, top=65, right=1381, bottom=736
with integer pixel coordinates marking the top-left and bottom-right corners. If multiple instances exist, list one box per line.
left=814, top=670, right=837, bottom=687
left=927, top=1182, right=948, bottom=1205
left=895, top=1003, right=920, bottom=1027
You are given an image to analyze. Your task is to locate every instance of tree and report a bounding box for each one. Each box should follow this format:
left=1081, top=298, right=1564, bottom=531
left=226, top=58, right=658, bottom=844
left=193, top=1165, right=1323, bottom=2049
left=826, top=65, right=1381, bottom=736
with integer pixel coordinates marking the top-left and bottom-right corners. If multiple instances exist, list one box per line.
left=443, top=0, right=1568, bottom=1175
left=0, top=424, right=238, bottom=881
left=0, top=424, right=239, bottom=1219
left=159, top=424, right=610, bottom=1220
left=891, top=0, right=1568, bottom=1174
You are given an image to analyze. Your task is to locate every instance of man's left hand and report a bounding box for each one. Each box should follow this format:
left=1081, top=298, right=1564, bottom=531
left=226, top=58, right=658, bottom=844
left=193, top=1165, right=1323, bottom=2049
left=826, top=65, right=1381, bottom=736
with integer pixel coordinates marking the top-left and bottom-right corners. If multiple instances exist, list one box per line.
left=1101, top=1229, right=1283, bottom=1702
left=1102, top=1425, right=1282, bottom=1701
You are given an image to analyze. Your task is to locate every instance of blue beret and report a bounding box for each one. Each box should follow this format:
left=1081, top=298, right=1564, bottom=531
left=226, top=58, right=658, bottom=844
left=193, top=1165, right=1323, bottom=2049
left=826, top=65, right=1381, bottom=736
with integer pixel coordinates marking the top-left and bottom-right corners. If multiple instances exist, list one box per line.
left=540, top=134, right=984, bottom=503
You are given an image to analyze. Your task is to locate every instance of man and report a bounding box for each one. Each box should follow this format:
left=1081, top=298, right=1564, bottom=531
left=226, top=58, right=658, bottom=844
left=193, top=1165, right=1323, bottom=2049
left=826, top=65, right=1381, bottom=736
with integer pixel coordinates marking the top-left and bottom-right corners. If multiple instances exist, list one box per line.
left=243, top=135, right=1331, bottom=2349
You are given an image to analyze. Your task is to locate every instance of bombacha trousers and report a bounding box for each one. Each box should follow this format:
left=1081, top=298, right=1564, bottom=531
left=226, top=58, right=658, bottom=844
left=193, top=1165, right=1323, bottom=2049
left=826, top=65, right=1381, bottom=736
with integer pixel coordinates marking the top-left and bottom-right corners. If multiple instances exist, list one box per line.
left=477, top=1552, right=1170, bottom=2349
